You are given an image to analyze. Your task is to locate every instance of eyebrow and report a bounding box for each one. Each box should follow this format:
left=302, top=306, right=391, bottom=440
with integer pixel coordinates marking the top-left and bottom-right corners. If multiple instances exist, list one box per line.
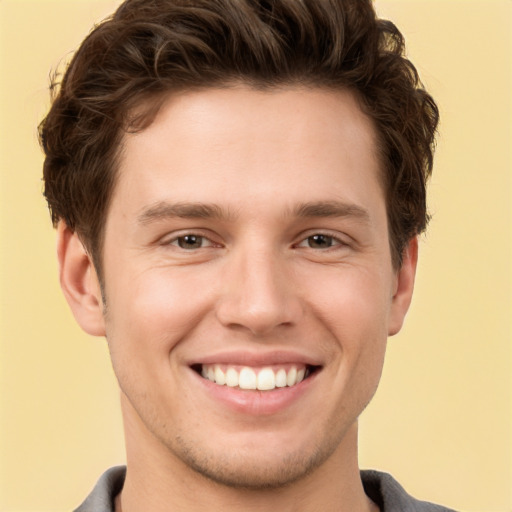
left=292, top=200, right=371, bottom=223
left=137, top=200, right=371, bottom=225
left=137, top=201, right=233, bottom=224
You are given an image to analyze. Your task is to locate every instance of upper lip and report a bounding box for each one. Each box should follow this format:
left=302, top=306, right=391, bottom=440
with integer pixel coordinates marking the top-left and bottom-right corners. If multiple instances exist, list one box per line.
left=187, top=349, right=323, bottom=368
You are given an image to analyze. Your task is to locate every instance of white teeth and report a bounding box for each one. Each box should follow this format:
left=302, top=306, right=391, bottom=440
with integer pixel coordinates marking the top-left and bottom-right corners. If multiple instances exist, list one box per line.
left=201, top=364, right=311, bottom=391
left=239, top=367, right=257, bottom=389
left=225, top=367, right=239, bottom=387
left=286, top=367, right=297, bottom=387
left=214, top=365, right=226, bottom=385
left=275, top=368, right=287, bottom=388
left=257, top=367, right=275, bottom=391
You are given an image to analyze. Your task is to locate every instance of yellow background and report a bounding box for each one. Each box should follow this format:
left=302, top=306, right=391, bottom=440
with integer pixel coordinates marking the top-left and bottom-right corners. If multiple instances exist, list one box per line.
left=0, top=0, right=510, bottom=510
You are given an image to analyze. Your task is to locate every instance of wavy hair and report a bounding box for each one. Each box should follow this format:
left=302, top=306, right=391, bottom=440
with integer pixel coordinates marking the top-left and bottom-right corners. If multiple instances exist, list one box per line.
left=40, top=0, right=439, bottom=272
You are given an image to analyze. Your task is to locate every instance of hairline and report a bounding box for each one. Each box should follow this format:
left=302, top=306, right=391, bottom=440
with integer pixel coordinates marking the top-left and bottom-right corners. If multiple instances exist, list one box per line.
left=89, top=81, right=404, bottom=285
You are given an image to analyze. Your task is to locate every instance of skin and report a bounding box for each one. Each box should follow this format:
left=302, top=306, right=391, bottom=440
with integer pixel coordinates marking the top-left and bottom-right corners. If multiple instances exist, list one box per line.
left=58, top=86, right=417, bottom=512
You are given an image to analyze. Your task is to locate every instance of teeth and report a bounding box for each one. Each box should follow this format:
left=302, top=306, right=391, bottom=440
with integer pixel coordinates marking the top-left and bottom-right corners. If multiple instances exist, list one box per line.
left=257, top=368, right=275, bottom=391
left=286, top=367, right=297, bottom=387
left=214, top=366, right=226, bottom=385
left=275, top=368, right=287, bottom=388
left=239, top=367, right=257, bottom=389
left=201, top=364, right=311, bottom=391
left=225, top=367, right=239, bottom=387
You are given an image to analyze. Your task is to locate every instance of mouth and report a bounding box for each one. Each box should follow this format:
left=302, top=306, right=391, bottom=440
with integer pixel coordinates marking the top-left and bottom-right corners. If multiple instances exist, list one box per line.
left=191, top=364, right=320, bottom=391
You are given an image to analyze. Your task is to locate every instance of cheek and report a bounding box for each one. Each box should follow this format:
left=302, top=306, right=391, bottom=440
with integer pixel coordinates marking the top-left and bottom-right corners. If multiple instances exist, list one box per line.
left=304, top=265, right=393, bottom=337
left=104, top=267, right=214, bottom=365
left=306, top=266, right=390, bottom=388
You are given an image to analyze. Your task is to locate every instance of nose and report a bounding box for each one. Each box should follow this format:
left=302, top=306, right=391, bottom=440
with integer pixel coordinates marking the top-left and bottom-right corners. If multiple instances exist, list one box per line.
left=215, top=247, right=303, bottom=336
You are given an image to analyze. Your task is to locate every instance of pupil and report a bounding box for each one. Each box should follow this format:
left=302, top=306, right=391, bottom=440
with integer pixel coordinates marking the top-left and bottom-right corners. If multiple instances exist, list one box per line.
left=178, top=235, right=202, bottom=249
left=309, top=234, right=332, bottom=248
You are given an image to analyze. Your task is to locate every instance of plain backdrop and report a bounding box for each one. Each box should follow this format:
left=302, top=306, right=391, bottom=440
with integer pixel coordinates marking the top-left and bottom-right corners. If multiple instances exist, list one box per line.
left=0, top=1, right=510, bottom=511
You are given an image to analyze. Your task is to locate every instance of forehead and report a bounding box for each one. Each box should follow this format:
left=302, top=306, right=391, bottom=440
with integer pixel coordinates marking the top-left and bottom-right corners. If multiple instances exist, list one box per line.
left=113, top=86, right=382, bottom=217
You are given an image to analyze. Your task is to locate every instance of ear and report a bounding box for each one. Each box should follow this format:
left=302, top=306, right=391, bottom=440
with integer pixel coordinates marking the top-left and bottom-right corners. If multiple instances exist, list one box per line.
left=57, top=221, right=106, bottom=336
left=388, top=237, right=418, bottom=336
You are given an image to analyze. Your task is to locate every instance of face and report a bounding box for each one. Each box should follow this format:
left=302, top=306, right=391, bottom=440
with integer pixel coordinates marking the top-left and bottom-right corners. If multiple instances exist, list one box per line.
left=63, top=86, right=416, bottom=489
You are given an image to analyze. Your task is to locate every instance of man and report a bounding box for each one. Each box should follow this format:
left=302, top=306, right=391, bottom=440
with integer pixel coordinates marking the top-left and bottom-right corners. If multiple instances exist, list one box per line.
left=39, top=0, right=451, bottom=510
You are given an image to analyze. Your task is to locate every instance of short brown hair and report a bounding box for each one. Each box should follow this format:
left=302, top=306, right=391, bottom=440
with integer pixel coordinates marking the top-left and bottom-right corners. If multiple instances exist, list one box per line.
left=40, top=0, right=439, bottom=272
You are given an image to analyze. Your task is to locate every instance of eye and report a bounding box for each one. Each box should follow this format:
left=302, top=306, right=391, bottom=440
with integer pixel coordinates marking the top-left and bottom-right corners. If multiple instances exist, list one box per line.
left=306, top=234, right=334, bottom=249
left=170, top=234, right=213, bottom=250
left=296, top=233, right=346, bottom=250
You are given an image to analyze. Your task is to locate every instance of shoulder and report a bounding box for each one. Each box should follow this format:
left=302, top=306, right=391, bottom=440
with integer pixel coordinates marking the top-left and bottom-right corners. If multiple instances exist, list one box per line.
left=74, top=466, right=126, bottom=512
left=361, top=470, right=458, bottom=512
left=74, top=466, right=458, bottom=512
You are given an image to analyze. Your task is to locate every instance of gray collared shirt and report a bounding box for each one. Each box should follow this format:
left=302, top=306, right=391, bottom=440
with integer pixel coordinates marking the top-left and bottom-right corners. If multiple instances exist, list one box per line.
left=74, top=466, right=457, bottom=512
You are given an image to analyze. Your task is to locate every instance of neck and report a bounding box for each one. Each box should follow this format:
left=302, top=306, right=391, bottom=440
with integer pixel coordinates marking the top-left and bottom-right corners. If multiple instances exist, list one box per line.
left=118, top=396, right=378, bottom=512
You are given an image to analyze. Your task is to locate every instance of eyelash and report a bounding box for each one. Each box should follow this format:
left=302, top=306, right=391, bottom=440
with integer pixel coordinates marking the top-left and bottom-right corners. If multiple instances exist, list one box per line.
left=294, top=233, right=347, bottom=250
left=166, top=233, right=218, bottom=250
left=163, top=231, right=348, bottom=251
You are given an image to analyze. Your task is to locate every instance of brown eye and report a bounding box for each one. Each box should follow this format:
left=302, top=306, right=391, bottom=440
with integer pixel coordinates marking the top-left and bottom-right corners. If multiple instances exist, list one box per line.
left=306, top=234, right=334, bottom=249
left=177, top=235, right=204, bottom=249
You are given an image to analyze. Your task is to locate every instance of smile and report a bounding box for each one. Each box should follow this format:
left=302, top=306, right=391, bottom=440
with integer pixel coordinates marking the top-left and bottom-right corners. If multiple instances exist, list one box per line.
left=199, top=364, right=316, bottom=391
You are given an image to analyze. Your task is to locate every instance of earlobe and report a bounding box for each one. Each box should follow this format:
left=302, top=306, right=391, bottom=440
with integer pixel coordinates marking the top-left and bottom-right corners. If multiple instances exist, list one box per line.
left=388, top=237, right=418, bottom=336
left=57, top=221, right=106, bottom=336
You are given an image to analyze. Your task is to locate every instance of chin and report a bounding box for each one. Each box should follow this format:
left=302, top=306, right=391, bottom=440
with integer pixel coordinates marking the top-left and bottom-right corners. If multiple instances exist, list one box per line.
left=169, top=431, right=338, bottom=490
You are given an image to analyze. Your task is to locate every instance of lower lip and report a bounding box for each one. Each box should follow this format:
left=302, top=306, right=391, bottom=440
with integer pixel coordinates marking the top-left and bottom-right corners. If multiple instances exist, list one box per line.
left=192, top=369, right=319, bottom=416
